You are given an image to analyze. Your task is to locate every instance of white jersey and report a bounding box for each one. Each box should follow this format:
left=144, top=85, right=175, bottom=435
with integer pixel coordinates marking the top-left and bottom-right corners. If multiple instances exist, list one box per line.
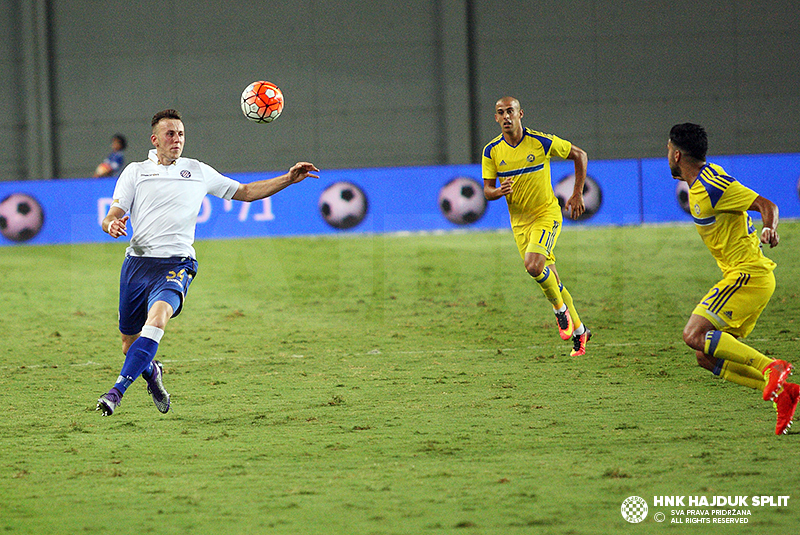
left=111, top=149, right=240, bottom=258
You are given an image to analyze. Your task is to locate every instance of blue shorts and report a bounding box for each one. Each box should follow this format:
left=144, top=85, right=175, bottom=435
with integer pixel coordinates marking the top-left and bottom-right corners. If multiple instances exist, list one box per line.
left=118, top=256, right=198, bottom=336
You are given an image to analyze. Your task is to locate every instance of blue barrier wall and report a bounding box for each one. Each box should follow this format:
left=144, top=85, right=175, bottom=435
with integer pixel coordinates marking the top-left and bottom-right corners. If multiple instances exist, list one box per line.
left=640, top=153, right=800, bottom=223
left=1, top=154, right=799, bottom=247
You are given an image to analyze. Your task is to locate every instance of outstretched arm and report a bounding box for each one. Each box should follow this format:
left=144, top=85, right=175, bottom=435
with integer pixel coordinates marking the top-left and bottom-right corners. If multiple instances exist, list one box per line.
left=232, top=162, right=320, bottom=202
left=564, top=144, right=588, bottom=219
left=750, top=195, right=779, bottom=248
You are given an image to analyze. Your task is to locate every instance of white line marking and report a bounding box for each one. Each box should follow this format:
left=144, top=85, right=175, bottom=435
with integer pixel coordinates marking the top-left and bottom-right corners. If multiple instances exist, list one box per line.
left=1, top=338, right=776, bottom=370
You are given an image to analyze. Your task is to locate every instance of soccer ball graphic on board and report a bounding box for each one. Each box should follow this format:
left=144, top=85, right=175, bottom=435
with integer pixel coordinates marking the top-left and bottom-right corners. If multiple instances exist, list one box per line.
left=240, top=81, right=284, bottom=123
left=675, top=180, right=691, bottom=214
left=0, top=193, right=45, bottom=242
left=319, top=181, right=368, bottom=230
left=438, top=177, right=487, bottom=225
left=554, top=174, right=602, bottom=221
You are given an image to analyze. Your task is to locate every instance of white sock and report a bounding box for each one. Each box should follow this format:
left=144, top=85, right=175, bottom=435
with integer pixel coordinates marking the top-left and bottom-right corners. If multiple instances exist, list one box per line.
left=141, top=325, right=164, bottom=343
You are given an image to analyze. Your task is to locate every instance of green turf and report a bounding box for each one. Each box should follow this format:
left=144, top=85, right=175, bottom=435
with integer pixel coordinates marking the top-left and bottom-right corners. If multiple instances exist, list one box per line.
left=1, top=222, right=799, bottom=534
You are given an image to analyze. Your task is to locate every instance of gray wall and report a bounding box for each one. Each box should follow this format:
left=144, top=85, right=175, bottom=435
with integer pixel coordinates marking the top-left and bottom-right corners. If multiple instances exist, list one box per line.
left=2, top=0, right=798, bottom=180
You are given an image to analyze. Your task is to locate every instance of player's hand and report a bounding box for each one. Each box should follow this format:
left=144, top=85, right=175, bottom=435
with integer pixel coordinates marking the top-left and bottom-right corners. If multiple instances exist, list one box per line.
left=107, top=215, right=129, bottom=238
left=565, top=193, right=585, bottom=219
left=288, top=162, right=320, bottom=183
left=761, top=227, right=779, bottom=248
left=498, top=178, right=514, bottom=196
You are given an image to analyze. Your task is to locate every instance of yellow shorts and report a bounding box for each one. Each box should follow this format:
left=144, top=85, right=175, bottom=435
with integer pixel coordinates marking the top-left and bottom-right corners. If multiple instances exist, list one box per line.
left=692, top=271, right=775, bottom=338
left=512, top=214, right=562, bottom=264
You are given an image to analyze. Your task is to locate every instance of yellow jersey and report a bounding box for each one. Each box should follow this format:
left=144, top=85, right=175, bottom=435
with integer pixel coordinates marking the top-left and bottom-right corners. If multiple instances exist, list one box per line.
left=482, top=128, right=572, bottom=227
left=689, top=163, right=776, bottom=276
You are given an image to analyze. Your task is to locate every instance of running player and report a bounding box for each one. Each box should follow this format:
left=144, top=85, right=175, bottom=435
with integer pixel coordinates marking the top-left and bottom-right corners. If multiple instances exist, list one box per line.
left=482, top=96, right=591, bottom=356
left=668, top=122, right=798, bottom=435
left=96, top=109, right=319, bottom=416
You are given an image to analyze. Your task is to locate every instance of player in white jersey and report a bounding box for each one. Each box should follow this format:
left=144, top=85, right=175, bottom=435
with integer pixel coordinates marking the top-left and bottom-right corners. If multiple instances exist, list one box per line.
left=96, top=109, right=319, bottom=416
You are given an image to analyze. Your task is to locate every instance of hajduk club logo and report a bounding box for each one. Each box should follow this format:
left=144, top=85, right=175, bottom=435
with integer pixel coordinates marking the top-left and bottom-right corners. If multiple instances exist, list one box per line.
left=621, top=496, right=648, bottom=523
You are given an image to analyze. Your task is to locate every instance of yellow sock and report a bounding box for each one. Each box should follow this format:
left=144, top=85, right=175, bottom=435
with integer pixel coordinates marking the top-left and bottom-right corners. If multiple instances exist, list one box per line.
left=719, top=360, right=767, bottom=391
left=560, top=284, right=582, bottom=331
left=705, top=331, right=772, bottom=372
left=533, top=266, right=564, bottom=308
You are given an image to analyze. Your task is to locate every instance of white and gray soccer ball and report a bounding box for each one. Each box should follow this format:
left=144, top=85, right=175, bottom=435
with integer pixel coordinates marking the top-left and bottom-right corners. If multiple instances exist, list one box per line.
left=554, top=174, right=602, bottom=221
left=675, top=180, right=691, bottom=214
left=0, top=193, right=44, bottom=242
left=797, top=175, right=800, bottom=202
left=319, top=181, right=368, bottom=230
left=438, top=177, right=487, bottom=225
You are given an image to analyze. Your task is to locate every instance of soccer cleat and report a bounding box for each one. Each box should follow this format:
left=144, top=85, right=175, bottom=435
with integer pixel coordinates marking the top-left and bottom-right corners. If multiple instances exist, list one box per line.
left=145, top=360, right=171, bottom=413
left=96, top=391, right=121, bottom=416
left=555, top=308, right=574, bottom=340
left=774, top=382, right=799, bottom=435
left=762, top=359, right=794, bottom=401
left=570, top=329, right=592, bottom=357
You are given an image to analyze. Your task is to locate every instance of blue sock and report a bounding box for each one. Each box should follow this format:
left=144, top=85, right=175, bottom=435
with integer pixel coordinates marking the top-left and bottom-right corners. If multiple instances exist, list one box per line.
left=141, top=361, right=155, bottom=380
left=112, top=327, right=163, bottom=395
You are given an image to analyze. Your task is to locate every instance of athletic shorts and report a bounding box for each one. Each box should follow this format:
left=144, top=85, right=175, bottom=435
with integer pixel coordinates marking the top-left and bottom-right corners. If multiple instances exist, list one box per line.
left=118, top=255, right=198, bottom=336
left=512, top=212, right=562, bottom=265
left=692, top=271, right=775, bottom=339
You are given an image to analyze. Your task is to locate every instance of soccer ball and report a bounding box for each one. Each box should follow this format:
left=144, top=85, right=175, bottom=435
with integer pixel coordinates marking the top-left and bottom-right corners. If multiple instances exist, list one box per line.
left=797, top=175, right=800, bottom=201
left=554, top=174, right=602, bottom=221
left=319, top=181, right=368, bottom=230
left=240, top=81, right=284, bottom=123
left=0, top=193, right=44, bottom=242
left=438, top=177, right=487, bottom=225
left=675, top=180, right=691, bottom=214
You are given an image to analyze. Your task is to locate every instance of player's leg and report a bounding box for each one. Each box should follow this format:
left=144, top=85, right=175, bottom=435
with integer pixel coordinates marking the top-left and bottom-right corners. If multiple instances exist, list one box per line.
left=524, top=251, right=564, bottom=306
left=518, top=218, right=575, bottom=340
left=549, top=265, right=582, bottom=328
left=701, top=271, right=800, bottom=435
left=97, top=257, right=195, bottom=415
left=525, top=251, right=572, bottom=339
left=548, top=264, right=590, bottom=356
left=122, top=299, right=173, bottom=386
left=688, top=314, right=795, bottom=434
left=137, top=258, right=197, bottom=412
left=97, top=256, right=148, bottom=415
left=712, top=359, right=798, bottom=435
left=127, top=299, right=174, bottom=413
left=97, top=300, right=173, bottom=415
left=695, top=350, right=766, bottom=390
left=684, top=313, right=774, bottom=373
left=684, top=272, right=792, bottom=401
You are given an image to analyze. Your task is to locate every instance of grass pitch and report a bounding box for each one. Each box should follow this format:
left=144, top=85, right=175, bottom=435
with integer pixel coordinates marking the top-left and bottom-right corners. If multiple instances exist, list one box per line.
left=1, top=222, right=799, bottom=534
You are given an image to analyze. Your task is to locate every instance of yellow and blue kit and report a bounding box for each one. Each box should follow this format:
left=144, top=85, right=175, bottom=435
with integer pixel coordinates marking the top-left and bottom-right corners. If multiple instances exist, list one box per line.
left=689, top=163, right=776, bottom=338
left=689, top=163, right=776, bottom=277
left=482, top=128, right=572, bottom=228
left=482, top=128, right=573, bottom=261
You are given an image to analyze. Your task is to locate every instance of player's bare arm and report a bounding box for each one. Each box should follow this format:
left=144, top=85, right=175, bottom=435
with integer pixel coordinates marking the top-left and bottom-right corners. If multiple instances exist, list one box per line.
left=483, top=178, right=513, bottom=201
left=750, top=195, right=780, bottom=248
left=564, top=145, right=588, bottom=219
left=232, top=162, right=320, bottom=202
left=102, top=206, right=129, bottom=238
